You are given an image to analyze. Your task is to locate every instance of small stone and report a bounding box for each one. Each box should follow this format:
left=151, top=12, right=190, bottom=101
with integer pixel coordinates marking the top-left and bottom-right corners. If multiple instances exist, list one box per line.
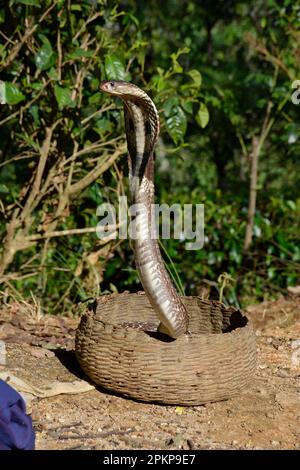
left=276, top=368, right=290, bottom=378
left=258, top=388, right=269, bottom=397
left=291, top=339, right=300, bottom=350
left=271, top=440, right=279, bottom=446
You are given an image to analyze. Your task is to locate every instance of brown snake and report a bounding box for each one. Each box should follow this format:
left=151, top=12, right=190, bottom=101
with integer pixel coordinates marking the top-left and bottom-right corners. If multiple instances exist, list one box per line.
left=100, top=80, right=189, bottom=338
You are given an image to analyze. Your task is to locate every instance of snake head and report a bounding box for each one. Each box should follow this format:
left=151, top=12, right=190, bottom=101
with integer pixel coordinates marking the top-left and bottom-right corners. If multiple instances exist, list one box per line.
left=100, top=80, right=131, bottom=97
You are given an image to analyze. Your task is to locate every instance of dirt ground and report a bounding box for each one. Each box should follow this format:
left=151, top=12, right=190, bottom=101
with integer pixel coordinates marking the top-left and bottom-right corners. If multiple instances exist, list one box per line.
left=0, top=294, right=299, bottom=450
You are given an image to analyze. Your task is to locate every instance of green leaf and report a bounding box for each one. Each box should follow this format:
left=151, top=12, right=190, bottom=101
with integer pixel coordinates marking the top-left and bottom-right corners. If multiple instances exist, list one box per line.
left=187, top=69, right=202, bottom=88
left=29, top=105, right=40, bottom=126
left=196, top=103, right=209, bottom=128
left=0, top=9, right=5, bottom=24
left=165, top=106, right=187, bottom=145
left=0, top=81, right=5, bottom=104
left=89, top=92, right=102, bottom=105
left=286, top=200, right=296, bottom=211
left=1, top=82, right=25, bottom=105
left=54, top=85, right=76, bottom=109
left=66, top=48, right=94, bottom=60
left=261, top=17, right=267, bottom=28
left=0, top=183, right=9, bottom=193
left=15, top=0, right=40, bottom=5
left=35, top=34, right=55, bottom=71
left=47, top=67, right=59, bottom=81
left=104, top=55, right=126, bottom=80
left=163, top=97, right=179, bottom=117
left=181, top=99, right=194, bottom=114
left=70, top=4, right=83, bottom=11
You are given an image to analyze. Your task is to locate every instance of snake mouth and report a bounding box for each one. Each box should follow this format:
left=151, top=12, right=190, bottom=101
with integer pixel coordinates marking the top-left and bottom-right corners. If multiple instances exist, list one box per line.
left=100, top=80, right=117, bottom=94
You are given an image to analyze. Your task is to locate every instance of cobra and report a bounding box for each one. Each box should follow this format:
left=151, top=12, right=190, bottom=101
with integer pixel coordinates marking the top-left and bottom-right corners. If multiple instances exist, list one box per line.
left=100, top=80, right=189, bottom=338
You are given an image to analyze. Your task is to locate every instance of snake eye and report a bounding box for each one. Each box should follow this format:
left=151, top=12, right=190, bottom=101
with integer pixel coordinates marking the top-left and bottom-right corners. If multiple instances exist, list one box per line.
left=109, top=82, right=115, bottom=88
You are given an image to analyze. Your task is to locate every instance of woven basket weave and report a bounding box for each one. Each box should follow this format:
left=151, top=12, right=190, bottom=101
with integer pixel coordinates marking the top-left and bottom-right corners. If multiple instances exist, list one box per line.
left=75, top=292, right=256, bottom=405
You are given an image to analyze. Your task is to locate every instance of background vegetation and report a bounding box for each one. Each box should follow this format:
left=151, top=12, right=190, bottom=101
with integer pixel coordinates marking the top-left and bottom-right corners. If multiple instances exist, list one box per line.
left=0, top=0, right=299, bottom=314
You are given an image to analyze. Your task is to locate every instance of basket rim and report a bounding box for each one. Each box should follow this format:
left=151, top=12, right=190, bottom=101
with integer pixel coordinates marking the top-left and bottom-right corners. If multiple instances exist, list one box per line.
left=82, top=291, right=252, bottom=341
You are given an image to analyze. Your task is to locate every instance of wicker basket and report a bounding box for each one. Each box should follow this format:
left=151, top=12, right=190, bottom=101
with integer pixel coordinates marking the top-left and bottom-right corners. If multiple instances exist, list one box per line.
left=75, top=292, right=256, bottom=405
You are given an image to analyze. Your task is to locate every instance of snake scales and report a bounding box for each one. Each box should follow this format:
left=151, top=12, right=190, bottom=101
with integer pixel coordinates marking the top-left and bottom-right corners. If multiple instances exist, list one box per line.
left=75, top=81, right=256, bottom=405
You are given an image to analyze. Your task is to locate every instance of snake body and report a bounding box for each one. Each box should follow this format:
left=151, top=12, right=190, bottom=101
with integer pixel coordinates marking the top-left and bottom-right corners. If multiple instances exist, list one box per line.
left=100, top=80, right=188, bottom=338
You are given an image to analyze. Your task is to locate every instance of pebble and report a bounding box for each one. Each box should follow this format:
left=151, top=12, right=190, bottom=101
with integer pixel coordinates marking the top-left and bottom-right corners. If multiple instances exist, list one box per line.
left=258, top=388, right=269, bottom=397
left=276, top=368, right=290, bottom=378
left=291, top=339, right=300, bottom=349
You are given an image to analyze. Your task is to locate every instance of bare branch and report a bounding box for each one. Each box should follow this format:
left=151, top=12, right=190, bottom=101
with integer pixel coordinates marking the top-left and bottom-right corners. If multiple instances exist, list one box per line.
left=20, top=120, right=61, bottom=223
left=69, top=144, right=126, bottom=196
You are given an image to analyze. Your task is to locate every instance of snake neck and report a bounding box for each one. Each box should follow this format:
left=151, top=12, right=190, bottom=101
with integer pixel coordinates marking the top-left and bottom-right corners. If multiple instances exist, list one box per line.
left=123, top=97, right=158, bottom=200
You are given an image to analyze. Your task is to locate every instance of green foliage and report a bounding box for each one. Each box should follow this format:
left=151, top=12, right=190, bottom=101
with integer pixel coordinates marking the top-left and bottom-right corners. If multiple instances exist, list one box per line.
left=0, top=0, right=299, bottom=314
left=1, top=82, right=25, bottom=105
left=35, top=34, right=56, bottom=71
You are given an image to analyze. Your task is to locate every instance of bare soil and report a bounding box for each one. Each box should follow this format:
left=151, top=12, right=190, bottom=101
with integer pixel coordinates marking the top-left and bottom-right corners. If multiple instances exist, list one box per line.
left=0, top=294, right=299, bottom=450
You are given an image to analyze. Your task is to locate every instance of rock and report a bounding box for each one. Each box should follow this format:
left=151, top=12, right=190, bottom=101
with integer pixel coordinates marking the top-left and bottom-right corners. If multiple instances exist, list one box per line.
left=287, top=285, right=300, bottom=295
left=276, top=368, right=290, bottom=378
left=29, top=346, right=55, bottom=358
left=271, top=440, right=279, bottom=446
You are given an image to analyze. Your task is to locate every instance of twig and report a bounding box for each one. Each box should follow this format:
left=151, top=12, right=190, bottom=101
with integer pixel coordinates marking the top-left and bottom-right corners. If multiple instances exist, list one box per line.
left=26, top=223, right=122, bottom=241
left=20, top=121, right=61, bottom=224
left=69, top=144, right=126, bottom=195
left=243, top=101, right=273, bottom=251
left=57, top=28, right=62, bottom=82
left=73, top=11, right=103, bottom=42
left=0, top=151, right=38, bottom=169
left=0, top=271, right=39, bottom=284
left=81, top=104, right=114, bottom=125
